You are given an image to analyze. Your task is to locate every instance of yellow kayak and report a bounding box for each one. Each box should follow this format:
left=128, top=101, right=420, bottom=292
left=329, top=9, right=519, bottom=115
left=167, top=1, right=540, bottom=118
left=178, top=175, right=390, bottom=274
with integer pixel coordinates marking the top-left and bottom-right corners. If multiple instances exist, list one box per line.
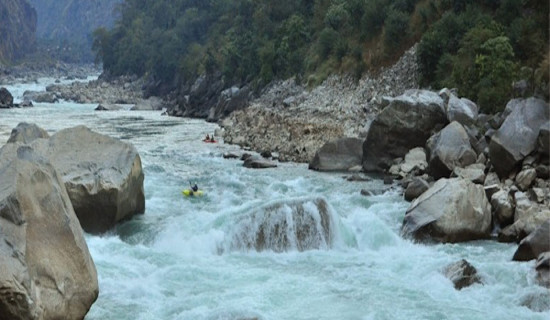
left=182, top=189, right=204, bottom=197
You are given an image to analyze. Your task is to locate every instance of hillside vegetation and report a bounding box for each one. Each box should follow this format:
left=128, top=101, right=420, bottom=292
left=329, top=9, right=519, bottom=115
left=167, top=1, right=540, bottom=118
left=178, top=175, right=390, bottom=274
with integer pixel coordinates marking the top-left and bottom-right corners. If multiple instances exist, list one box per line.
left=93, top=0, right=549, bottom=113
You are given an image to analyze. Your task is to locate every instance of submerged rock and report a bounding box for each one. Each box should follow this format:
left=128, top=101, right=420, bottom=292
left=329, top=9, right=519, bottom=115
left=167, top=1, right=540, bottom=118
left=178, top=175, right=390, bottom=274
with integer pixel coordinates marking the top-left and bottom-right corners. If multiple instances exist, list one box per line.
left=228, top=198, right=333, bottom=252
left=443, top=259, right=482, bottom=290
left=0, top=144, right=98, bottom=320
left=513, top=219, right=550, bottom=261
left=536, top=252, right=550, bottom=288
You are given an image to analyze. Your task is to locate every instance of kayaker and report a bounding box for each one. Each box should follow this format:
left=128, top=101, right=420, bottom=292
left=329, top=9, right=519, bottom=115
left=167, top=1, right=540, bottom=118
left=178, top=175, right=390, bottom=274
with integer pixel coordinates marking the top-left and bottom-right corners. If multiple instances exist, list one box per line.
left=205, top=134, right=210, bottom=141
left=191, top=183, right=198, bottom=192
left=210, top=135, right=215, bottom=142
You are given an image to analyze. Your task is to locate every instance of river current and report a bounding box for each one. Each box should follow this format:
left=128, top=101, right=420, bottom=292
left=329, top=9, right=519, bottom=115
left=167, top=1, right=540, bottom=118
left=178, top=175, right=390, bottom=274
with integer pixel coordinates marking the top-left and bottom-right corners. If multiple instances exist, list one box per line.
left=1, top=78, right=548, bottom=320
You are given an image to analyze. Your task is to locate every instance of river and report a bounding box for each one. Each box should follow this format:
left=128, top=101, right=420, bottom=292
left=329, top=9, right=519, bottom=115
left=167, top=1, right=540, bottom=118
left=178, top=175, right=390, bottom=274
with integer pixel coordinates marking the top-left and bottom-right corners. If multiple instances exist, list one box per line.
left=1, top=78, right=548, bottom=320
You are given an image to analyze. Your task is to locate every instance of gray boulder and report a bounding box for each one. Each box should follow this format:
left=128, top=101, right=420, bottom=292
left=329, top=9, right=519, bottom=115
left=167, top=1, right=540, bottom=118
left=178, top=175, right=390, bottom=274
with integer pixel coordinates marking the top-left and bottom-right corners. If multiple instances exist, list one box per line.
left=402, top=178, right=492, bottom=243
left=7, top=122, right=49, bottom=144
left=446, top=94, right=478, bottom=126
left=363, top=89, right=447, bottom=172
left=453, top=164, right=485, bottom=184
left=131, top=96, right=164, bottom=111
left=536, top=252, right=550, bottom=288
left=0, top=144, right=98, bottom=320
left=489, top=98, right=549, bottom=178
left=404, top=177, right=430, bottom=202
left=427, top=121, right=477, bottom=179
left=95, top=103, right=124, bottom=111
left=513, top=220, right=550, bottom=261
left=32, top=125, right=145, bottom=234
left=515, top=168, right=537, bottom=191
left=491, top=189, right=514, bottom=227
left=228, top=198, right=333, bottom=252
left=243, top=155, right=277, bottom=169
left=443, top=259, right=482, bottom=290
left=309, top=137, right=363, bottom=171
left=0, top=87, right=14, bottom=108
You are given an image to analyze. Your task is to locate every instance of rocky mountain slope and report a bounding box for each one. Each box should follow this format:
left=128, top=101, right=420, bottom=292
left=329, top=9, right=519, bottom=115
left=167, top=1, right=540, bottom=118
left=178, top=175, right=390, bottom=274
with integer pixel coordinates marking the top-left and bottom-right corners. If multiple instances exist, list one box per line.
left=0, top=0, right=36, bottom=63
left=27, top=0, right=121, bottom=61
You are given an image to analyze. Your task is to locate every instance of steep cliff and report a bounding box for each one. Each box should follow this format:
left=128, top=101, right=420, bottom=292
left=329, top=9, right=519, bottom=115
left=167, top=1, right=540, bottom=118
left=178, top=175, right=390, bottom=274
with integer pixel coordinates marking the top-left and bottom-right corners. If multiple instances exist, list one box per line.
left=27, top=0, right=121, bottom=62
left=0, top=0, right=36, bottom=63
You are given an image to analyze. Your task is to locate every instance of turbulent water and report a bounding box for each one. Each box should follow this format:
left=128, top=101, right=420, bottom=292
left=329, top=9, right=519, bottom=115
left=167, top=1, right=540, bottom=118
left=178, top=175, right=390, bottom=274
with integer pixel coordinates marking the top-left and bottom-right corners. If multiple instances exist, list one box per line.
left=1, top=78, right=548, bottom=320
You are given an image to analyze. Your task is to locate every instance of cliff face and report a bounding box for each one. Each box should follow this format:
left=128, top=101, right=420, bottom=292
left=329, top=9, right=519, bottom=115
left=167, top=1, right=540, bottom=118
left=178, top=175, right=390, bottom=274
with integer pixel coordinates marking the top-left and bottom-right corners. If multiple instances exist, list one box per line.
left=0, top=0, right=37, bottom=63
left=27, top=0, right=121, bottom=62
left=28, top=0, right=120, bottom=42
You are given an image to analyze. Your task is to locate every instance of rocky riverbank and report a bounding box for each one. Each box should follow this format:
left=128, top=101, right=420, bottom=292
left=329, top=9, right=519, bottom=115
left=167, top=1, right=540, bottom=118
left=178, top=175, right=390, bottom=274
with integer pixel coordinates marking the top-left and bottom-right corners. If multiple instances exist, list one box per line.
left=222, top=45, right=420, bottom=162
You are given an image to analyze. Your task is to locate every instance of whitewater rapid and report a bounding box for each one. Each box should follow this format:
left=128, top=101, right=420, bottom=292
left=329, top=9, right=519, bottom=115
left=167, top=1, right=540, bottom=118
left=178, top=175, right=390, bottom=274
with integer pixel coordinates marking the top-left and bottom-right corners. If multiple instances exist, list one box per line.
left=1, top=78, right=548, bottom=320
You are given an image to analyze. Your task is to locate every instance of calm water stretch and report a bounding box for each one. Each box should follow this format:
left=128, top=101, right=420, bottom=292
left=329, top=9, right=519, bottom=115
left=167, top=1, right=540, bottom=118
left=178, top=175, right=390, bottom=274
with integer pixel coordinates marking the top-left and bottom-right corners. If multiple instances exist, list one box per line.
left=1, top=78, right=548, bottom=320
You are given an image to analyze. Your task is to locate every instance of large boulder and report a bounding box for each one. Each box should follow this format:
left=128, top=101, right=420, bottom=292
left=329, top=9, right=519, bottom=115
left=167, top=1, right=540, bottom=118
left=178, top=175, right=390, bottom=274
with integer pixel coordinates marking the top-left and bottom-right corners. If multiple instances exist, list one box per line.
left=130, top=96, right=164, bottom=111
left=363, top=89, right=447, bottom=172
left=0, top=87, right=14, bottom=108
left=489, top=98, right=549, bottom=178
left=427, top=121, right=477, bottom=179
left=32, top=125, right=145, bottom=234
left=513, top=219, right=550, bottom=261
left=243, top=155, right=277, bottom=169
left=7, top=122, right=49, bottom=144
left=491, top=189, right=514, bottom=227
left=446, top=94, right=478, bottom=126
left=402, top=178, right=492, bottom=243
left=309, top=137, right=363, bottom=171
left=228, top=198, right=333, bottom=252
left=0, top=144, right=98, bottom=320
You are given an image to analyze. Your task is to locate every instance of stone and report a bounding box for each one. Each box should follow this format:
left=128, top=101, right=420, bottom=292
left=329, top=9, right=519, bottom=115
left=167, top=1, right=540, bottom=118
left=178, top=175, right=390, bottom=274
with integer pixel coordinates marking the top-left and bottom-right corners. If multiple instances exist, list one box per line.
left=243, top=156, right=277, bottom=169
left=536, top=252, right=550, bottom=288
left=446, top=94, right=478, bottom=126
left=0, top=144, right=98, bottom=320
left=538, top=121, right=549, bottom=155
left=513, top=220, right=550, bottom=261
left=515, top=168, right=537, bottom=191
left=402, top=178, right=492, bottom=243
left=443, top=259, right=482, bottom=290
left=95, top=103, right=123, bottom=111
left=131, top=96, right=164, bottom=110
left=0, top=87, right=14, bottom=108
left=404, top=177, right=430, bottom=201
left=309, top=137, right=363, bottom=171
left=529, top=188, right=547, bottom=203
left=31, top=125, right=145, bottom=234
left=363, top=89, right=447, bottom=172
left=228, top=198, right=332, bottom=252
left=491, top=189, right=514, bottom=227
left=536, top=165, right=549, bottom=179
left=489, top=98, right=549, bottom=178
left=427, top=121, right=477, bottom=179
left=400, top=147, right=428, bottom=174
left=7, top=122, right=49, bottom=144
left=453, top=164, right=486, bottom=184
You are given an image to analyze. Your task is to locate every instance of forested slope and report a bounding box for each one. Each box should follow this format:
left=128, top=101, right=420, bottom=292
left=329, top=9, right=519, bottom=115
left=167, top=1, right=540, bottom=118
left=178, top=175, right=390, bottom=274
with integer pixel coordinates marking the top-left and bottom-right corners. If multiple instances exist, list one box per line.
left=93, top=0, right=549, bottom=112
